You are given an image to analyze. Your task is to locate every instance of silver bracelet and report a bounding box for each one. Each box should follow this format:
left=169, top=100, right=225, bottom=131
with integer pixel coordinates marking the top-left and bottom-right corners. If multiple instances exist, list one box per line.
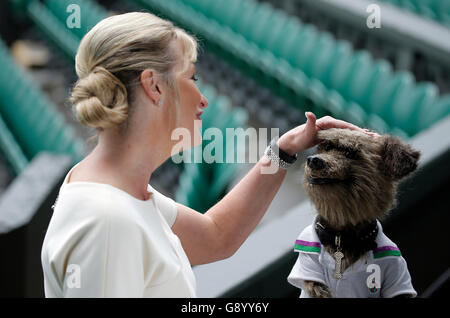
left=263, top=144, right=292, bottom=170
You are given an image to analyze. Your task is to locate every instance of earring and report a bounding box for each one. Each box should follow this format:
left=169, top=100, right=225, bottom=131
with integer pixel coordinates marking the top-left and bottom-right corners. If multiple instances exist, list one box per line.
left=157, top=99, right=162, bottom=107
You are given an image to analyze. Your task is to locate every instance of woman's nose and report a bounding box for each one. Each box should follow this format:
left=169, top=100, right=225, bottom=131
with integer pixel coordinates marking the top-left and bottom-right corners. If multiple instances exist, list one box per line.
left=200, top=95, right=208, bottom=109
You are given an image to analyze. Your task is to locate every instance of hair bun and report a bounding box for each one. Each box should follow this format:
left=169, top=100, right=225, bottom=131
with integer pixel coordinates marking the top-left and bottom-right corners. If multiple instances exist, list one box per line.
left=70, top=66, right=128, bottom=129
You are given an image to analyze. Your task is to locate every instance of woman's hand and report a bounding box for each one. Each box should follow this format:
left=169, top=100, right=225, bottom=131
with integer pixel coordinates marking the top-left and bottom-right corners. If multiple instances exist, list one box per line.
left=277, top=112, right=379, bottom=155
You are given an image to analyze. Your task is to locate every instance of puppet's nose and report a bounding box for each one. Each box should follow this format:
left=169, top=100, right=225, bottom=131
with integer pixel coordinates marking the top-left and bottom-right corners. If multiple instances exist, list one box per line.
left=307, top=156, right=325, bottom=170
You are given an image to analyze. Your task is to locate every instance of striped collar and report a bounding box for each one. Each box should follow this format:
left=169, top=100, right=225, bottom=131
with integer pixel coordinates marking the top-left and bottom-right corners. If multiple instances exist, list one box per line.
left=294, top=216, right=402, bottom=259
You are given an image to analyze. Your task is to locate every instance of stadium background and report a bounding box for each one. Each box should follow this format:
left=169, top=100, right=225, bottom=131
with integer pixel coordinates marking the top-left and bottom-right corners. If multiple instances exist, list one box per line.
left=0, top=0, right=448, bottom=297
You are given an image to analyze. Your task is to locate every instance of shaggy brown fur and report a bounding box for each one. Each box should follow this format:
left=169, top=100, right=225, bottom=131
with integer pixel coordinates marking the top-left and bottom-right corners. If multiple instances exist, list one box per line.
left=302, top=128, right=420, bottom=298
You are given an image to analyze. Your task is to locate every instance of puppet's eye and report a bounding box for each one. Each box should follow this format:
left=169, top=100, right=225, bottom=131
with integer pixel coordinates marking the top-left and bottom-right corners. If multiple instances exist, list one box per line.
left=345, top=149, right=357, bottom=159
left=324, top=142, right=334, bottom=152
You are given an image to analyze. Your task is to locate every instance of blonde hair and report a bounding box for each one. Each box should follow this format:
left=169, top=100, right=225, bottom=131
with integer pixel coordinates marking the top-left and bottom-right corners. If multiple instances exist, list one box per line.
left=70, top=12, right=198, bottom=132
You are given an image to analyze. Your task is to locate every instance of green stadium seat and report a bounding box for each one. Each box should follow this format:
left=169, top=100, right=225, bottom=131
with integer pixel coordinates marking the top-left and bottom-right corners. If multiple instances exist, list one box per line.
left=318, top=41, right=353, bottom=89
left=365, top=71, right=411, bottom=127
left=301, top=32, right=332, bottom=79
left=0, top=37, right=85, bottom=163
left=263, top=11, right=290, bottom=53
left=271, top=17, right=303, bottom=59
left=323, top=90, right=346, bottom=119
left=389, top=127, right=410, bottom=140
left=367, top=114, right=390, bottom=134
left=218, top=1, right=242, bottom=27
left=272, top=60, right=305, bottom=106
left=280, top=24, right=306, bottom=67
left=166, top=0, right=194, bottom=27
left=361, top=60, right=392, bottom=113
left=380, top=71, right=414, bottom=127
left=209, top=0, right=235, bottom=26
left=292, top=25, right=319, bottom=71
left=282, top=68, right=310, bottom=109
left=416, top=95, right=450, bottom=132
left=0, top=110, right=28, bottom=174
left=252, top=8, right=287, bottom=52
left=308, top=34, right=337, bottom=84
left=257, top=50, right=281, bottom=89
left=401, top=0, right=420, bottom=13
left=436, top=0, right=450, bottom=19
left=306, top=79, right=329, bottom=118
left=341, top=51, right=373, bottom=105
left=343, top=102, right=368, bottom=129
left=419, top=6, right=438, bottom=20
left=241, top=2, right=273, bottom=42
left=393, top=82, right=438, bottom=135
left=181, top=0, right=209, bottom=12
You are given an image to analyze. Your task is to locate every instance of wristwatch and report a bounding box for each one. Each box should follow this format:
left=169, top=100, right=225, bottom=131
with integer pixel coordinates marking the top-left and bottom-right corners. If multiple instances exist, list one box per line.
left=264, top=137, right=298, bottom=169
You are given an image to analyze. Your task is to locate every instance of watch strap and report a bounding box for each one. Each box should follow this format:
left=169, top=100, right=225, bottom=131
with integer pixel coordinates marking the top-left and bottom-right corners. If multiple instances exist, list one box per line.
left=270, top=137, right=298, bottom=164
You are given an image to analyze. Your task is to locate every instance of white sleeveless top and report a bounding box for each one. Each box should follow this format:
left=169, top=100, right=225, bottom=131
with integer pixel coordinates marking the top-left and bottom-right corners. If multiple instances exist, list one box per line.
left=41, top=164, right=196, bottom=297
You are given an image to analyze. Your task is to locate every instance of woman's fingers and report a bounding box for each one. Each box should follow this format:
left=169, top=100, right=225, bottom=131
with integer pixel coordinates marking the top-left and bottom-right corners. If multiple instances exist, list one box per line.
left=304, top=112, right=317, bottom=134
left=316, top=116, right=360, bottom=131
left=314, top=114, right=378, bottom=137
left=277, top=112, right=378, bottom=153
left=305, top=112, right=316, bottom=126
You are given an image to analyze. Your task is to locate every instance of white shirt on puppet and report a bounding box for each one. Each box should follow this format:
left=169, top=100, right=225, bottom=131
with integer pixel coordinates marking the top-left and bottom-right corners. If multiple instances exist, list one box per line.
left=41, top=163, right=196, bottom=298
left=287, top=216, right=417, bottom=298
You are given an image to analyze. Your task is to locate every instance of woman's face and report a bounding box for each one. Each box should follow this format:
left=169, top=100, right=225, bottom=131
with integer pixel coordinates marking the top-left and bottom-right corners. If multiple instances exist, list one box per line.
left=171, top=53, right=208, bottom=149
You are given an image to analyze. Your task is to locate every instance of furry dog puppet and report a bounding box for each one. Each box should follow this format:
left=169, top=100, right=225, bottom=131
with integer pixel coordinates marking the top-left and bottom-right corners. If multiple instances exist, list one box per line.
left=288, top=128, right=420, bottom=298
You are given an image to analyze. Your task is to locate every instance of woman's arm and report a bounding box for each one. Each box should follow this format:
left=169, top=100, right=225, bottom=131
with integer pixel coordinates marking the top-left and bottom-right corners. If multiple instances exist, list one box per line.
left=172, top=113, right=375, bottom=265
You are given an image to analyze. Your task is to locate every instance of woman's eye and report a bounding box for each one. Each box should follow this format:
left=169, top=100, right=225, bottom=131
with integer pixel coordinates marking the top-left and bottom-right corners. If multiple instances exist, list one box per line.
left=191, top=74, right=198, bottom=81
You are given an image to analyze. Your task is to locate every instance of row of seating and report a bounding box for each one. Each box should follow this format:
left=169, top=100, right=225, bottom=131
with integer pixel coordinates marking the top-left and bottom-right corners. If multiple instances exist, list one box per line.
left=0, top=111, right=28, bottom=175
left=11, top=0, right=80, bottom=61
left=175, top=81, right=248, bottom=213
left=379, top=0, right=450, bottom=27
left=181, top=0, right=449, bottom=136
left=0, top=37, right=85, bottom=173
left=133, top=0, right=449, bottom=138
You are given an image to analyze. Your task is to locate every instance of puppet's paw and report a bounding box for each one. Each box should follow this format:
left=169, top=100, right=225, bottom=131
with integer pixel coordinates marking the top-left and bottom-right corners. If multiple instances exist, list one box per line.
left=304, top=281, right=332, bottom=298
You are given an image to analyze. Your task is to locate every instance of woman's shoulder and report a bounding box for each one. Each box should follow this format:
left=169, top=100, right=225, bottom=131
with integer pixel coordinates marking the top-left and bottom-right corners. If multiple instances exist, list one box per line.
left=58, top=160, right=177, bottom=226
left=58, top=179, right=117, bottom=206
left=147, top=184, right=178, bottom=227
left=47, top=185, right=149, bottom=257
left=54, top=176, right=150, bottom=235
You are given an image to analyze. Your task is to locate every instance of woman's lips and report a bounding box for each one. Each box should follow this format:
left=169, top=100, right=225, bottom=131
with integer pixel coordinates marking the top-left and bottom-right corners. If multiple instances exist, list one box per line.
left=195, top=111, right=203, bottom=120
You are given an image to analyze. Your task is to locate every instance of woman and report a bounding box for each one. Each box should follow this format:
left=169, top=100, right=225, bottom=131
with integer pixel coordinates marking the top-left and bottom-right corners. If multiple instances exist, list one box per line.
left=41, top=12, right=374, bottom=297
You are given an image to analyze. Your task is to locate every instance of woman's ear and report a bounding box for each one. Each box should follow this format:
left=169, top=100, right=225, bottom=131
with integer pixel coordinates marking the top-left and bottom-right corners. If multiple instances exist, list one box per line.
left=379, top=135, right=421, bottom=180
left=140, top=69, right=161, bottom=105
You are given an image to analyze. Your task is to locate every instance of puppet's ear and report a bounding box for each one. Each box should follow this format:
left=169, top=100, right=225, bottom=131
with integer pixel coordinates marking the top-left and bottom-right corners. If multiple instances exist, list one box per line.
left=379, top=135, right=421, bottom=180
